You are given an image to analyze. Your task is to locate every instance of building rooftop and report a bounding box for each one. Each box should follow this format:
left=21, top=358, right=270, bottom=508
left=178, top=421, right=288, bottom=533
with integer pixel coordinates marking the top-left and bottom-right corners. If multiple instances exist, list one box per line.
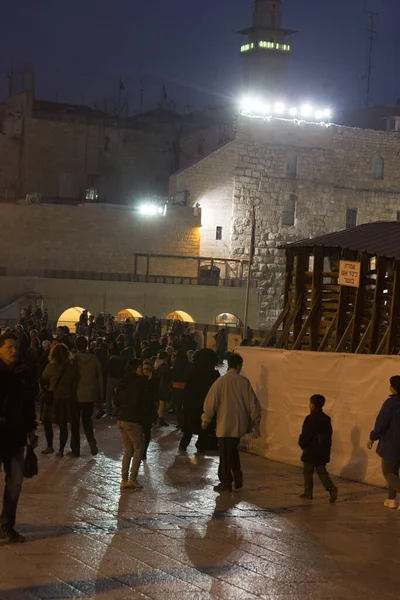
left=283, top=221, right=400, bottom=260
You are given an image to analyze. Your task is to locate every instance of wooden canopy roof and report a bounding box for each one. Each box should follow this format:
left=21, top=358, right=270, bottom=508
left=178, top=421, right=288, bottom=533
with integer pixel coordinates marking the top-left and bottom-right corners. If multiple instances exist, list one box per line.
left=282, top=222, right=400, bottom=261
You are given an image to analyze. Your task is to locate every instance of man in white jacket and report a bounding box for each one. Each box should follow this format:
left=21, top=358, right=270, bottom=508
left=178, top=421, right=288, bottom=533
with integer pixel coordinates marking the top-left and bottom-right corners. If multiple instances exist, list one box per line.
left=202, top=353, right=261, bottom=492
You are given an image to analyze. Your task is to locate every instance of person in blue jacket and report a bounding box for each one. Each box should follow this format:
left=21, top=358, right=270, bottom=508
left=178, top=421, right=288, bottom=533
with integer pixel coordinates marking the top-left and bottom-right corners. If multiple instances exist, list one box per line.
left=368, top=375, right=400, bottom=510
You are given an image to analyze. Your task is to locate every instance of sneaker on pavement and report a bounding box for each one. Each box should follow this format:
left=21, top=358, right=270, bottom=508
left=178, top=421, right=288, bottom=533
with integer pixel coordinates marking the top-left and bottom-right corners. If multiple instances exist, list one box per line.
left=0, top=527, right=25, bottom=544
left=66, top=450, right=80, bottom=457
left=41, top=447, right=54, bottom=455
left=90, top=444, right=99, bottom=456
left=384, top=499, right=397, bottom=509
left=95, top=409, right=106, bottom=420
left=329, top=486, right=338, bottom=504
left=300, top=493, right=313, bottom=500
left=128, top=480, right=143, bottom=490
left=120, top=480, right=131, bottom=489
left=213, top=483, right=232, bottom=493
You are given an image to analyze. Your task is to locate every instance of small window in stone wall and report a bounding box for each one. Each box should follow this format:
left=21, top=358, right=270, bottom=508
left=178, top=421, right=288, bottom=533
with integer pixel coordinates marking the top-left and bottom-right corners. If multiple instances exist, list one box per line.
left=346, top=208, right=357, bottom=230
left=372, top=154, right=384, bottom=180
left=286, top=151, right=298, bottom=179
left=216, top=226, right=223, bottom=240
left=282, top=194, right=297, bottom=226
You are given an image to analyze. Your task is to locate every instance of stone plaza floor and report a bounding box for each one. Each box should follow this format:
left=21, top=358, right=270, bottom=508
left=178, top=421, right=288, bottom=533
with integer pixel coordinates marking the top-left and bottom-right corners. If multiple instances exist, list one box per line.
left=1, top=419, right=400, bottom=600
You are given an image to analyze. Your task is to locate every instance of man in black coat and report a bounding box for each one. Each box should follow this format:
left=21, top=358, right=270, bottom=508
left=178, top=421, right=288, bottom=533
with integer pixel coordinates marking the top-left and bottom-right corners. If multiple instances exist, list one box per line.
left=0, top=333, right=37, bottom=543
left=298, top=394, right=338, bottom=503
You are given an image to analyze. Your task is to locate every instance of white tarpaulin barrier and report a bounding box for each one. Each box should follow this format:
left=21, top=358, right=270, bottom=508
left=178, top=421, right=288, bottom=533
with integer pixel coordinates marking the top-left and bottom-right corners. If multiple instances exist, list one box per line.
left=237, top=347, right=400, bottom=487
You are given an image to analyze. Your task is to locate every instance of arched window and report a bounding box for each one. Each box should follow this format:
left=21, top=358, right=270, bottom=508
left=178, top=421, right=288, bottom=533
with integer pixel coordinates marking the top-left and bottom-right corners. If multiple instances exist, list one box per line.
left=282, top=194, right=297, bottom=227
left=286, top=151, right=298, bottom=179
left=373, top=154, right=384, bottom=180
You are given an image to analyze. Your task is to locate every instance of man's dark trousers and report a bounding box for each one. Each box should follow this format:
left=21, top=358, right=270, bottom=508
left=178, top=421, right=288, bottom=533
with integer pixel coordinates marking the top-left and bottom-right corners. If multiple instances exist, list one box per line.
left=218, top=437, right=242, bottom=488
left=71, top=403, right=96, bottom=455
left=0, top=449, right=25, bottom=530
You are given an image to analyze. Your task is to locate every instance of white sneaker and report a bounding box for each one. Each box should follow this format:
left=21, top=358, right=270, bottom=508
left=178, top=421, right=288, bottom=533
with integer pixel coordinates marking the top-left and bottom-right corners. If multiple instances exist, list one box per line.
left=120, top=480, right=131, bottom=489
left=383, top=499, right=397, bottom=509
left=128, top=480, right=143, bottom=490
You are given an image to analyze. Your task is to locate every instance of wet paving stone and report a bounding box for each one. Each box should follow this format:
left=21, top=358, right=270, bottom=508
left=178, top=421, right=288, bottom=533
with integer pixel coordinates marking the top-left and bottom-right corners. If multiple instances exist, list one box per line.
left=0, top=418, right=400, bottom=599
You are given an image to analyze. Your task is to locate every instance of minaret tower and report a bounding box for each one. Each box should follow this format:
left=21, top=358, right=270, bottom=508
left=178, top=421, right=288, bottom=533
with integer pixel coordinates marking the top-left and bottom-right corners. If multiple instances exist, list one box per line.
left=238, top=0, right=295, bottom=96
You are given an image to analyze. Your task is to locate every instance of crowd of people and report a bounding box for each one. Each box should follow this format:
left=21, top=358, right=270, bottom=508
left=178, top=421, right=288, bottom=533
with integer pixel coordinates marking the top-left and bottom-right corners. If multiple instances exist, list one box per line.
left=1, top=304, right=400, bottom=544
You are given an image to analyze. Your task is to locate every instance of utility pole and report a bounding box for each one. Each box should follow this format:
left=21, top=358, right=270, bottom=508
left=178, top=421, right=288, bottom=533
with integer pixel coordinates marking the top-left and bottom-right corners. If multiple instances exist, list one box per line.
left=6, top=57, right=14, bottom=96
left=243, top=205, right=256, bottom=339
left=140, top=79, right=144, bottom=114
left=365, top=11, right=378, bottom=107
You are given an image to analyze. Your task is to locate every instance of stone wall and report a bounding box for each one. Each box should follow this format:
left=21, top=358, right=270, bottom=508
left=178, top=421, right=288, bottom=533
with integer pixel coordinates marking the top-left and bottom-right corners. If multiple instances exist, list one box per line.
left=174, top=116, right=400, bottom=328
left=234, top=118, right=400, bottom=327
left=0, top=91, right=235, bottom=204
left=0, top=203, right=200, bottom=277
left=0, top=276, right=260, bottom=329
left=0, top=135, right=20, bottom=201
left=170, top=142, right=238, bottom=258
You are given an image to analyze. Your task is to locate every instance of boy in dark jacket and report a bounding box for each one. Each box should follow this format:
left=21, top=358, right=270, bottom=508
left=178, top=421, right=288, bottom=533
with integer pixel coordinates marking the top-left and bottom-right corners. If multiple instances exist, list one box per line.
left=298, top=394, right=338, bottom=503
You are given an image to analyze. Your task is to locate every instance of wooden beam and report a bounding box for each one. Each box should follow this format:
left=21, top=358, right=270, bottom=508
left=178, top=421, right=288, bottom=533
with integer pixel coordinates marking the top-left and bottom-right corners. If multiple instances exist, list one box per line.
left=311, top=247, right=324, bottom=351
left=293, top=249, right=308, bottom=342
left=388, top=260, right=400, bottom=354
left=376, top=327, right=389, bottom=355
left=355, top=320, right=373, bottom=354
left=284, top=249, right=294, bottom=307
left=351, top=253, right=368, bottom=352
left=262, top=303, right=290, bottom=347
left=335, top=249, right=356, bottom=348
left=335, top=315, right=355, bottom=353
left=276, top=299, right=302, bottom=349
left=318, top=311, right=338, bottom=352
left=370, top=256, right=387, bottom=353
left=292, top=293, right=321, bottom=351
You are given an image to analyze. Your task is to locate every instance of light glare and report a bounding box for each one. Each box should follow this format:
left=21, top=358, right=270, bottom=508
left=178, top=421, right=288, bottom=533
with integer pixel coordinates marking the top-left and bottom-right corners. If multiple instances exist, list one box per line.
left=301, top=104, right=313, bottom=117
left=139, top=204, right=164, bottom=216
left=238, top=97, right=333, bottom=123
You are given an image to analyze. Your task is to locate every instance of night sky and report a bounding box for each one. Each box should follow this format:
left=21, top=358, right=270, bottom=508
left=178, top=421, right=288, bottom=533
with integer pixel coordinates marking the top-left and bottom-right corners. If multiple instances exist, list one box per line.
left=1, top=0, right=398, bottom=113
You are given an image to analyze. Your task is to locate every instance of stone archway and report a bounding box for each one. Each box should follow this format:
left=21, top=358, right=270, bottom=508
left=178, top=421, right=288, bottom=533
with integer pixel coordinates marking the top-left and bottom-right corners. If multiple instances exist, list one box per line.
left=115, top=308, right=143, bottom=323
left=215, top=312, right=242, bottom=327
left=166, top=310, right=195, bottom=323
left=57, top=307, right=92, bottom=330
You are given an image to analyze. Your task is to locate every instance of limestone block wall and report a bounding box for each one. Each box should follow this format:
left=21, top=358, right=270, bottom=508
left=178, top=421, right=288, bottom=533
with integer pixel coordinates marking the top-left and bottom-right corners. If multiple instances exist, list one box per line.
left=0, top=203, right=200, bottom=277
left=0, top=135, right=20, bottom=201
left=0, top=276, right=260, bottom=329
left=232, top=117, right=400, bottom=328
left=170, top=142, right=238, bottom=258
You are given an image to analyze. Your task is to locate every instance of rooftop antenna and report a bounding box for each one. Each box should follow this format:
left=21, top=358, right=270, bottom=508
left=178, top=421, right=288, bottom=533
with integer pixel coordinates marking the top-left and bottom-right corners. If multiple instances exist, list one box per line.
left=365, top=11, right=379, bottom=107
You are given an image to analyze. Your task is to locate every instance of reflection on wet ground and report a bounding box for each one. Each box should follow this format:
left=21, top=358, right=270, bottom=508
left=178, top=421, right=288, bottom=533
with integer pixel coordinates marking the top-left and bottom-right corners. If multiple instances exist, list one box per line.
left=0, top=416, right=399, bottom=599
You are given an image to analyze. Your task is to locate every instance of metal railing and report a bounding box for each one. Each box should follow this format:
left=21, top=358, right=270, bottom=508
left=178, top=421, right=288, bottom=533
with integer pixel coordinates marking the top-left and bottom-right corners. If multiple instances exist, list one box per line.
left=0, top=267, right=258, bottom=288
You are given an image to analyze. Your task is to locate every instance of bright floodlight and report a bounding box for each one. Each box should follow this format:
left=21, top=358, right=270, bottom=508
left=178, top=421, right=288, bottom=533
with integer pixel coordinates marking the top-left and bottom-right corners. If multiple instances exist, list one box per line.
left=139, top=204, right=159, bottom=216
left=323, top=108, right=332, bottom=120
left=314, top=110, right=323, bottom=120
left=251, top=98, right=267, bottom=114
left=301, top=104, right=313, bottom=118
left=274, top=102, right=285, bottom=114
left=289, top=107, right=297, bottom=117
left=240, top=97, right=253, bottom=113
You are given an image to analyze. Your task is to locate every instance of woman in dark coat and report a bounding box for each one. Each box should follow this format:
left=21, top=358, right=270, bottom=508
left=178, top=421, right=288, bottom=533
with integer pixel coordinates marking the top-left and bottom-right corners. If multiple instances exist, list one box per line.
left=171, top=349, right=192, bottom=430
left=179, top=348, right=220, bottom=453
left=41, top=343, right=77, bottom=457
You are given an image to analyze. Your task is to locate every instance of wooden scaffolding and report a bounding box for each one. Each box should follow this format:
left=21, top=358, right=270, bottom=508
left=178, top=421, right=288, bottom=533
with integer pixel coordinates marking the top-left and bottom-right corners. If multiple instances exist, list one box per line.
left=263, top=222, right=400, bottom=354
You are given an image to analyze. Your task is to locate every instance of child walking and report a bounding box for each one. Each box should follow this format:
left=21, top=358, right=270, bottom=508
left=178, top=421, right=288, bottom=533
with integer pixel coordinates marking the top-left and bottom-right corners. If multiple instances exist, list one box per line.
left=298, top=394, right=338, bottom=503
